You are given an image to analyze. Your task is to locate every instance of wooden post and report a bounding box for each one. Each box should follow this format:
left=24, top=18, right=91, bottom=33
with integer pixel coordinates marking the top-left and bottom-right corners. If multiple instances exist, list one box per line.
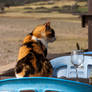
left=88, top=0, right=92, bottom=50
left=88, top=0, right=92, bottom=13
left=82, top=0, right=92, bottom=51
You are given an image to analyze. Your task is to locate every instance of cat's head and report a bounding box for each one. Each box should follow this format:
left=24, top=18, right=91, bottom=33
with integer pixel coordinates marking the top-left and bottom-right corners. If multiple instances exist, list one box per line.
left=32, top=22, right=56, bottom=43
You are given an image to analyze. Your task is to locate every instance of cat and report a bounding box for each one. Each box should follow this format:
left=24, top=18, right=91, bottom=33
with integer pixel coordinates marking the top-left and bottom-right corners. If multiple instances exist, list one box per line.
left=15, top=22, right=56, bottom=78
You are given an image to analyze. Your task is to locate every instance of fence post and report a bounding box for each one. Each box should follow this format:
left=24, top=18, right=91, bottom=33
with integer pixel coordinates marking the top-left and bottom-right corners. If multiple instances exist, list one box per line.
left=88, top=0, right=92, bottom=51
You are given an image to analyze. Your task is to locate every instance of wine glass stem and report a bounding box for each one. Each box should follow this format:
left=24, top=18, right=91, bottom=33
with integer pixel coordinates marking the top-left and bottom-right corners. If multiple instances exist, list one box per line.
left=75, top=67, right=79, bottom=81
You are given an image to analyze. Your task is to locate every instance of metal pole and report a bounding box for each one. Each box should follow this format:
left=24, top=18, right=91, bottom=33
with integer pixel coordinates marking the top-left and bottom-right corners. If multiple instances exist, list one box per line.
left=88, top=0, right=92, bottom=50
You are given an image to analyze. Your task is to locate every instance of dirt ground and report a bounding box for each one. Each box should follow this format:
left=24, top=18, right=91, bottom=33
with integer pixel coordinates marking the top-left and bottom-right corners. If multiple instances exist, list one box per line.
left=0, top=17, right=88, bottom=74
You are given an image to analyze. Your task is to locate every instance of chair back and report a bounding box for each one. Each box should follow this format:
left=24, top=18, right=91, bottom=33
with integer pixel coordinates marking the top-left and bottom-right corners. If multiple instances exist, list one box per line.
left=0, top=77, right=92, bottom=92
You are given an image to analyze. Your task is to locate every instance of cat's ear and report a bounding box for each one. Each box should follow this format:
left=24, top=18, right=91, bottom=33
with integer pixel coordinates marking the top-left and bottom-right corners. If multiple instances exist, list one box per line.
left=44, top=22, right=50, bottom=30
left=44, top=22, right=50, bottom=27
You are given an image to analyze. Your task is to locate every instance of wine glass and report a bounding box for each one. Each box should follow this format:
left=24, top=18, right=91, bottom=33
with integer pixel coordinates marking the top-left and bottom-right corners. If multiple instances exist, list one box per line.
left=71, top=50, right=84, bottom=81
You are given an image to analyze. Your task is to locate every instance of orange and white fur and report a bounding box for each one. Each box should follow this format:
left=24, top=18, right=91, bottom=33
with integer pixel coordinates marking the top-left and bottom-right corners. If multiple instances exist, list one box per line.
left=15, top=22, right=56, bottom=78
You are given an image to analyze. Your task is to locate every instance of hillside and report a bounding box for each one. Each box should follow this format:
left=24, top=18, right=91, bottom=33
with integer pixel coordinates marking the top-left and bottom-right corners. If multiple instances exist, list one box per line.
left=0, top=0, right=87, bottom=6
left=0, top=0, right=87, bottom=14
